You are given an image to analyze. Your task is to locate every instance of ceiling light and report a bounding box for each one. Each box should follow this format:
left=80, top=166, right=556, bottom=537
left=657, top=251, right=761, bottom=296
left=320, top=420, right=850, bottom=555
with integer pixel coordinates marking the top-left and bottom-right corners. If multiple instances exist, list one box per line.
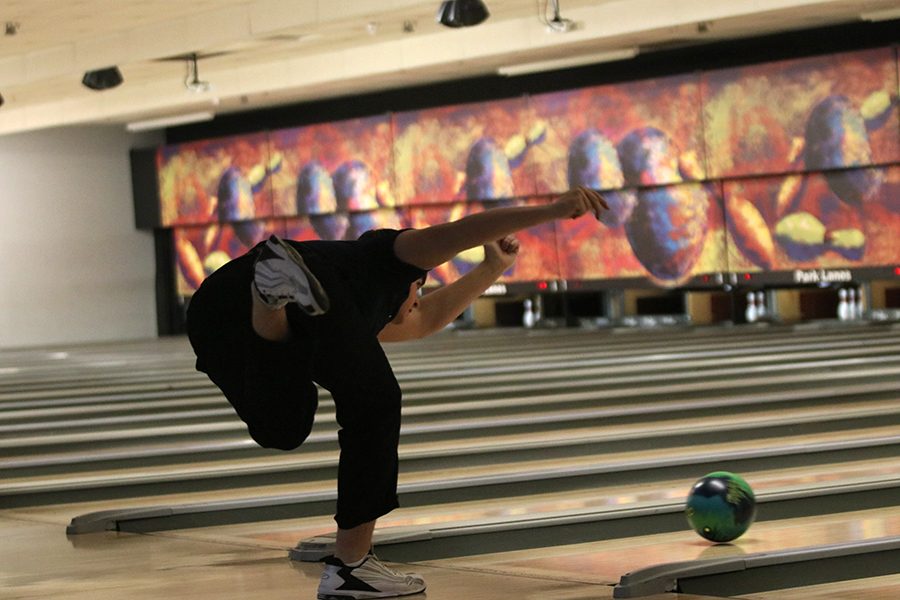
left=498, top=48, right=639, bottom=76
left=544, top=1, right=576, bottom=33
left=82, top=67, right=123, bottom=91
left=436, top=0, right=490, bottom=28
left=125, top=111, right=215, bottom=132
left=185, top=53, right=212, bottom=93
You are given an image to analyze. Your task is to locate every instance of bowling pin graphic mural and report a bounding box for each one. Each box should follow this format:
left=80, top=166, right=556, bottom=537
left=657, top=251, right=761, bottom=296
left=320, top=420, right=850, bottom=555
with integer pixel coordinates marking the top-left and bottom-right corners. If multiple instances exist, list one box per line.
left=707, top=47, right=900, bottom=272
left=270, top=115, right=397, bottom=241
left=531, top=74, right=726, bottom=287
left=392, top=96, right=547, bottom=281
left=157, top=133, right=277, bottom=295
left=392, top=96, right=541, bottom=205
left=162, top=45, right=900, bottom=298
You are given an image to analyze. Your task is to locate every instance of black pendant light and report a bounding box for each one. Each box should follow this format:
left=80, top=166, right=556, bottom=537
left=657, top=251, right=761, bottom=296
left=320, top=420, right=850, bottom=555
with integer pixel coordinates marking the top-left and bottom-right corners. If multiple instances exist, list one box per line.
left=436, top=0, right=490, bottom=28
left=82, top=67, right=123, bottom=91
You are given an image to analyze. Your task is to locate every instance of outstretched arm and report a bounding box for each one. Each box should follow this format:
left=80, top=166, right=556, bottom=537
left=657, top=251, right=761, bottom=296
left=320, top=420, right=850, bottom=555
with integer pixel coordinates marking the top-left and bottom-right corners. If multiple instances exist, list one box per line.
left=378, top=237, right=519, bottom=342
left=393, top=187, right=607, bottom=270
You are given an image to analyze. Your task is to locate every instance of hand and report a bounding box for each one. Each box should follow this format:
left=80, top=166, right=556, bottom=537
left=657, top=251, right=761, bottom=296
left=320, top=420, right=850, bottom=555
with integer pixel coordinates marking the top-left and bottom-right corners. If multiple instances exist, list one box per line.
left=551, top=186, right=609, bottom=220
left=484, top=235, right=519, bottom=271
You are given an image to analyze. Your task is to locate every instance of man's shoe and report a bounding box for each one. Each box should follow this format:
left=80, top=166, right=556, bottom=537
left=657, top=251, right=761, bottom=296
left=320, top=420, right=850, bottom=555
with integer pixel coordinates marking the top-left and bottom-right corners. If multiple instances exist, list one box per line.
left=317, top=553, right=426, bottom=599
left=253, top=235, right=329, bottom=315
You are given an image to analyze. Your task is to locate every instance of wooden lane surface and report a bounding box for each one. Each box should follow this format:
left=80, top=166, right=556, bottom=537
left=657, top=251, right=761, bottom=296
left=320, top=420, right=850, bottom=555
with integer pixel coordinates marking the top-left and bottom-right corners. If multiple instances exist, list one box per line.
left=738, top=573, right=900, bottom=599
left=2, top=326, right=897, bottom=399
left=3, top=326, right=897, bottom=394
left=8, top=339, right=900, bottom=418
left=5, top=358, right=897, bottom=464
left=0, top=397, right=900, bottom=477
left=8, top=339, right=900, bottom=410
left=415, top=506, right=900, bottom=585
left=4, top=352, right=898, bottom=440
left=3, top=398, right=897, bottom=492
left=2, top=514, right=726, bottom=600
left=97, top=456, right=900, bottom=550
left=5, top=438, right=895, bottom=534
left=3, top=409, right=897, bottom=505
left=0, top=515, right=624, bottom=600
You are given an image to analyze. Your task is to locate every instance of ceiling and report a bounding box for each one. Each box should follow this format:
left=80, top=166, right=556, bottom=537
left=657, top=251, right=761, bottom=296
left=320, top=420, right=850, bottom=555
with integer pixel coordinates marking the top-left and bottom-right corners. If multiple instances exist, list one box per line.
left=0, top=0, right=897, bottom=136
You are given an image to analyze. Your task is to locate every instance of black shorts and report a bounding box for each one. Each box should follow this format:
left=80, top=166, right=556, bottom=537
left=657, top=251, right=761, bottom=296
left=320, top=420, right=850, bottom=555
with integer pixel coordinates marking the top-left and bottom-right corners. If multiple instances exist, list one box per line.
left=186, top=230, right=426, bottom=528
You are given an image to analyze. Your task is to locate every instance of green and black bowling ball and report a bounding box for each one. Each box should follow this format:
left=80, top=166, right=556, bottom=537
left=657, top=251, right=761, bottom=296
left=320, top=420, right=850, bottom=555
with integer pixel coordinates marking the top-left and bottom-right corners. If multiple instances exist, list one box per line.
left=685, top=471, right=756, bottom=543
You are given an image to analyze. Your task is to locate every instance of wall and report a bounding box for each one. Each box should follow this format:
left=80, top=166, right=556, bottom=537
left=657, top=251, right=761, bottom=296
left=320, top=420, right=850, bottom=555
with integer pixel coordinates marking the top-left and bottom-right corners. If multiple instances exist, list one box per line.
left=0, top=126, right=162, bottom=348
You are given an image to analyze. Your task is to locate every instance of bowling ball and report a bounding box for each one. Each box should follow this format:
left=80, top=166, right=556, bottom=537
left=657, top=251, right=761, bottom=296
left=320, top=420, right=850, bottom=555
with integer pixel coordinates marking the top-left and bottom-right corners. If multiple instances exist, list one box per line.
left=616, top=127, right=681, bottom=186
left=804, top=96, right=882, bottom=205
left=567, top=130, right=636, bottom=227
left=465, top=138, right=514, bottom=200
left=310, top=213, right=349, bottom=241
left=217, top=167, right=255, bottom=222
left=296, top=161, right=337, bottom=215
left=824, top=169, right=883, bottom=207
left=624, top=184, right=709, bottom=285
left=333, top=160, right=378, bottom=212
left=685, top=471, right=756, bottom=543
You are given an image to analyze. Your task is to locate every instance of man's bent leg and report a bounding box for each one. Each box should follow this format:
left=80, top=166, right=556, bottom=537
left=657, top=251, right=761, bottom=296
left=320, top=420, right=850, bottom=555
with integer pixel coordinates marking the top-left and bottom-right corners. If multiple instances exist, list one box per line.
left=250, top=283, right=292, bottom=342
left=335, top=519, right=376, bottom=564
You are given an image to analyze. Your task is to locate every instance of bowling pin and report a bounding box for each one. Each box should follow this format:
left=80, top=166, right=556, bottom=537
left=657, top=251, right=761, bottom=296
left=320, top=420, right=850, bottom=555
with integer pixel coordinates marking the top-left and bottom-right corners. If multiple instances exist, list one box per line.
left=523, top=299, right=536, bottom=328
left=533, top=295, right=543, bottom=324
left=745, top=292, right=758, bottom=323
left=855, top=287, right=865, bottom=320
left=837, top=289, right=849, bottom=321
left=755, top=291, right=766, bottom=319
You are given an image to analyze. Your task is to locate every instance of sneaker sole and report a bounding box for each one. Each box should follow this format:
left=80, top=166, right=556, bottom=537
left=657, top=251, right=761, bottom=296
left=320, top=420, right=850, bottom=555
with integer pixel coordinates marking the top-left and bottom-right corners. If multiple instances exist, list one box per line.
left=317, top=588, right=426, bottom=600
left=259, top=236, right=330, bottom=315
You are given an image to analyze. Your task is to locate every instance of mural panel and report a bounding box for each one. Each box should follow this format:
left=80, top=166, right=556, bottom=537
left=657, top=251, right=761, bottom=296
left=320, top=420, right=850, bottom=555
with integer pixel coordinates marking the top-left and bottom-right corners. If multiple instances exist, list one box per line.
left=392, top=97, right=538, bottom=205
left=557, top=182, right=727, bottom=286
left=703, top=47, right=900, bottom=181
left=269, top=115, right=395, bottom=226
left=724, top=165, right=900, bottom=272
left=531, top=73, right=706, bottom=203
left=158, top=133, right=274, bottom=231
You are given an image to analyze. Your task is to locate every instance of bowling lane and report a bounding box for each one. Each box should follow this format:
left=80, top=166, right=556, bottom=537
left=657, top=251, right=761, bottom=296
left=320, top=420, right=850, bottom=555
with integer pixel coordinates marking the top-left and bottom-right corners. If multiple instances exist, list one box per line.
left=5, top=397, right=897, bottom=502
left=5, top=349, right=898, bottom=457
left=3, top=326, right=896, bottom=402
left=6, top=327, right=897, bottom=410
left=0, top=515, right=615, bottom=600
left=6, top=413, right=898, bottom=513
left=414, top=506, right=900, bottom=585
left=738, top=573, right=900, bottom=599
left=90, top=456, right=900, bottom=551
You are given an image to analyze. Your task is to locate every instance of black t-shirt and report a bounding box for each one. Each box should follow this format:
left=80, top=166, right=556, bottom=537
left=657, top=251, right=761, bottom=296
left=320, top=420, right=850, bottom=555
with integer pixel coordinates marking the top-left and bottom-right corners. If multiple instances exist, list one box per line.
left=287, top=229, right=427, bottom=335
left=189, top=228, right=427, bottom=342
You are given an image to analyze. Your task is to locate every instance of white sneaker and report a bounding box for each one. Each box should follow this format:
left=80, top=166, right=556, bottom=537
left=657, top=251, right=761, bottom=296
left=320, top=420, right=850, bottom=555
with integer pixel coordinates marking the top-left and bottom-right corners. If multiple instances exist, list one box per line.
left=252, top=235, right=329, bottom=315
left=317, top=553, right=426, bottom=599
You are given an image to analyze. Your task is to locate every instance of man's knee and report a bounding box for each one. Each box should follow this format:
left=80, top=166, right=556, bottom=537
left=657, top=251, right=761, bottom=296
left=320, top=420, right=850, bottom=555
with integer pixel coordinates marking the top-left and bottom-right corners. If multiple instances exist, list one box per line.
left=248, top=421, right=313, bottom=451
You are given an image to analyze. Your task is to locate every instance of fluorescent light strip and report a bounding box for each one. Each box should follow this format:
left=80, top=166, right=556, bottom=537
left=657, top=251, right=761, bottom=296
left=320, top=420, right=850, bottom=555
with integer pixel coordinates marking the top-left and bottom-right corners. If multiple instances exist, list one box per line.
left=126, top=111, right=215, bottom=132
left=498, top=48, right=639, bottom=76
left=860, top=8, right=900, bottom=22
